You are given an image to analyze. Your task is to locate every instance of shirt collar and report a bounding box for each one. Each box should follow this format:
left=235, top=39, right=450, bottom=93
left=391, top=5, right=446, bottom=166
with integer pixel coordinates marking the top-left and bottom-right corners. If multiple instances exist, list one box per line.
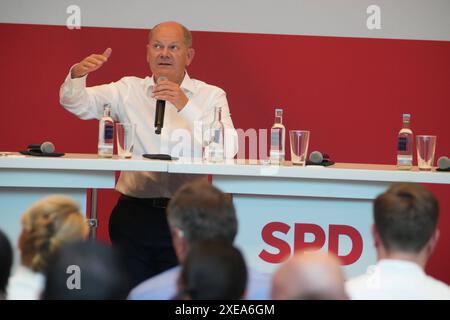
left=144, top=71, right=196, bottom=96
left=377, top=259, right=425, bottom=276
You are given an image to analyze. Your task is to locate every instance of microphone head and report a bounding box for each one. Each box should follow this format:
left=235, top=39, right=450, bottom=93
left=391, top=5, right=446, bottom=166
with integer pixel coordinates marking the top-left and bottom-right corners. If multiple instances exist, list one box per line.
left=41, top=141, right=55, bottom=153
left=157, top=76, right=168, bottom=84
left=309, top=151, right=323, bottom=164
left=437, top=156, right=450, bottom=170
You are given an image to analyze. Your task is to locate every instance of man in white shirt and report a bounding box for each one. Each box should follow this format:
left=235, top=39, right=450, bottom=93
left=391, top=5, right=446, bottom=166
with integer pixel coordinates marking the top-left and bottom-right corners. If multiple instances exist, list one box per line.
left=59, top=21, right=237, bottom=287
left=346, top=183, right=450, bottom=300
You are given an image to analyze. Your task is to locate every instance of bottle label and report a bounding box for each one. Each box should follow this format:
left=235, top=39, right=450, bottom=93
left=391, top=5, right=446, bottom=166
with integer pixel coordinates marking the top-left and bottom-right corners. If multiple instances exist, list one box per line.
left=104, top=123, right=114, bottom=142
left=398, top=137, right=407, bottom=151
left=271, top=128, right=281, bottom=149
left=213, top=129, right=221, bottom=143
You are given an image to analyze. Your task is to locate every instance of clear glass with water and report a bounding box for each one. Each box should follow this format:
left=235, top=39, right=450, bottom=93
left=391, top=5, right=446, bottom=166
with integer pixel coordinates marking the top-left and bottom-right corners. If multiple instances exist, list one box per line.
left=290, top=130, right=310, bottom=166
left=116, top=123, right=135, bottom=159
left=416, top=135, right=436, bottom=170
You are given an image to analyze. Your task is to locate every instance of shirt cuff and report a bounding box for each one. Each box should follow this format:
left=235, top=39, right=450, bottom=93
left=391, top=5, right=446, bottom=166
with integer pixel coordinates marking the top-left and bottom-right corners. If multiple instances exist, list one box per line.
left=64, top=64, right=87, bottom=90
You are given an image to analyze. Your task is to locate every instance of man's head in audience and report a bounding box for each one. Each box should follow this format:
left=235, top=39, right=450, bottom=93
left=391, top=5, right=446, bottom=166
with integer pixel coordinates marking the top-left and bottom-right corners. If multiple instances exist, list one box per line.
left=373, top=183, right=439, bottom=268
left=271, top=251, right=348, bottom=300
left=166, top=180, right=237, bottom=263
left=176, top=241, right=247, bottom=300
left=43, top=241, right=131, bottom=300
left=0, top=229, right=13, bottom=299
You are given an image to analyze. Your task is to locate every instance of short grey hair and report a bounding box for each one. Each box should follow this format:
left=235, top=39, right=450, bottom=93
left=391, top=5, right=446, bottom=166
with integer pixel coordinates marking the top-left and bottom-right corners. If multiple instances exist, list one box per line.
left=148, top=21, right=193, bottom=47
left=167, top=180, right=237, bottom=244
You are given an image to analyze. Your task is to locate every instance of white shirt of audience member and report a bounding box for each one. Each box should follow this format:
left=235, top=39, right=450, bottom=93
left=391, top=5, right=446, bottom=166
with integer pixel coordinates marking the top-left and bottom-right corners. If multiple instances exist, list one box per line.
left=7, top=266, right=45, bottom=300
left=346, top=259, right=450, bottom=300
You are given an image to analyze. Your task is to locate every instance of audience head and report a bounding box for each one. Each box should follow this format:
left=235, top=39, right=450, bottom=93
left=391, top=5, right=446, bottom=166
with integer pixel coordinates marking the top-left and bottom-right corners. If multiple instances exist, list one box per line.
left=176, top=241, right=247, bottom=300
left=18, top=195, right=89, bottom=272
left=43, top=241, right=131, bottom=300
left=0, top=229, right=13, bottom=299
left=373, top=183, right=439, bottom=265
left=167, top=180, right=237, bottom=262
left=271, top=251, right=348, bottom=300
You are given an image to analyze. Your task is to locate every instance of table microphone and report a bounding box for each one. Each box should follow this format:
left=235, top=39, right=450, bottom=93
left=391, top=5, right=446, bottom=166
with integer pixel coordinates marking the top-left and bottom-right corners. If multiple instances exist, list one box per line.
left=27, top=141, right=55, bottom=154
left=437, top=156, right=450, bottom=170
left=154, top=76, right=168, bottom=134
left=309, top=151, right=330, bottom=164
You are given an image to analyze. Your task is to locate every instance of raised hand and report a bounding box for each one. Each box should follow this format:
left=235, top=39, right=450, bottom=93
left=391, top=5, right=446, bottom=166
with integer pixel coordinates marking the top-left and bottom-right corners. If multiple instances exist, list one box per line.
left=71, top=48, right=112, bottom=78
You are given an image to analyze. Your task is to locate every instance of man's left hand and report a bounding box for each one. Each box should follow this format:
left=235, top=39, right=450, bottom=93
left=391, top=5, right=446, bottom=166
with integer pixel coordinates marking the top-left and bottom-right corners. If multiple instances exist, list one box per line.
left=152, top=79, right=188, bottom=111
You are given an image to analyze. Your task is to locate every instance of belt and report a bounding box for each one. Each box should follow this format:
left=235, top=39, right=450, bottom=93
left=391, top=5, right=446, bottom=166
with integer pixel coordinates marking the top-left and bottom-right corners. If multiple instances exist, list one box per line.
left=120, top=195, right=170, bottom=209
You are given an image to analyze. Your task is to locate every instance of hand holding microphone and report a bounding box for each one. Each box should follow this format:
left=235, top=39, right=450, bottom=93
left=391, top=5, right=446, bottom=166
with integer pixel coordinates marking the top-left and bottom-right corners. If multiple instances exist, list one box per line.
left=154, top=76, right=168, bottom=134
left=152, top=76, right=188, bottom=111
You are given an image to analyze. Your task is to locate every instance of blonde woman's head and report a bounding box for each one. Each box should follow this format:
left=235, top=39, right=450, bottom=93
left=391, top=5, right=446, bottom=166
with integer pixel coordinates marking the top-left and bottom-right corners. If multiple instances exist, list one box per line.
left=19, top=195, right=89, bottom=272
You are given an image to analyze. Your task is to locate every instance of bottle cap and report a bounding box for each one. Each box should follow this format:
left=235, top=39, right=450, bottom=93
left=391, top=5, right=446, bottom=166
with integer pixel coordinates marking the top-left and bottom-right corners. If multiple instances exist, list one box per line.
left=275, top=108, right=283, bottom=115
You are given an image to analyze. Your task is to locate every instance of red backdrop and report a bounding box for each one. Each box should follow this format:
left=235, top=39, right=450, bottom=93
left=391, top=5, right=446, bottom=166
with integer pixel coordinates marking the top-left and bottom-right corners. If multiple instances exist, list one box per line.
left=0, top=23, right=449, bottom=284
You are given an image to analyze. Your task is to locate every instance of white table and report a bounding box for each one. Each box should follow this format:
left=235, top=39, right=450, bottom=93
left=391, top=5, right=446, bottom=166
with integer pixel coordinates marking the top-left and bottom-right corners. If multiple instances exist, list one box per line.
left=1, top=154, right=449, bottom=277
left=170, top=160, right=450, bottom=277
left=0, top=153, right=167, bottom=268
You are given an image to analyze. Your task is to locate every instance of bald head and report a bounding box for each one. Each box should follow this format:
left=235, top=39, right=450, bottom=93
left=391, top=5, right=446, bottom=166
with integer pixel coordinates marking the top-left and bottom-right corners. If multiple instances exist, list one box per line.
left=148, top=21, right=192, bottom=47
left=271, top=251, right=349, bottom=300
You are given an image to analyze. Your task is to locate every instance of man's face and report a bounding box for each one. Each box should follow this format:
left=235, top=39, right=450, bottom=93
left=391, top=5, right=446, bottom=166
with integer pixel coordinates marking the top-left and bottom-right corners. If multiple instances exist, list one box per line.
left=146, top=23, right=194, bottom=84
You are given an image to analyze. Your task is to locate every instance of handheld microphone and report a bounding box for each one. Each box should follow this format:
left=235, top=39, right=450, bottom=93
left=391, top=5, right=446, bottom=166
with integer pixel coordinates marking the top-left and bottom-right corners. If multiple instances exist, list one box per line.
left=154, top=76, right=168, bottom=134
left=309, top=151, right=330, bottom=164
left=27, top=141, right=55, bottom=154
left=437, top=156, right=450, bottom=170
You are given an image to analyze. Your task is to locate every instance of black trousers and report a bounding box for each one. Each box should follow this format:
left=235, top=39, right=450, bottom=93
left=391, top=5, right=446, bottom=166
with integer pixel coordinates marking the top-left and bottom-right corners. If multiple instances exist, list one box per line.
left=109, top=195, right=178, bottom=288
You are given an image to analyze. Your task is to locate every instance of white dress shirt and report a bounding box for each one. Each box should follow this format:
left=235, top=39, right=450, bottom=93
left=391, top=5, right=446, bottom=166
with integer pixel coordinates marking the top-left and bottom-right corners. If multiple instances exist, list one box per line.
left=60, top=70, right=237, bottom=198
left=346, top=259, right=450, bottom=300
left=7, top=266, right=45, bottom=300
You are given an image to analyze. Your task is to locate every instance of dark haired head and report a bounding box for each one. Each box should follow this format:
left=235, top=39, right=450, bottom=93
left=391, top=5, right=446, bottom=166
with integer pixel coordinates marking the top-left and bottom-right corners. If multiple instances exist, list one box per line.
left=0, top=229, right=13, bottom=298
left=42, top=241, right=131, bottom=300
left=374, top=183, right=439, bottom=254
left=178, top=241, right=247, bottom=300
